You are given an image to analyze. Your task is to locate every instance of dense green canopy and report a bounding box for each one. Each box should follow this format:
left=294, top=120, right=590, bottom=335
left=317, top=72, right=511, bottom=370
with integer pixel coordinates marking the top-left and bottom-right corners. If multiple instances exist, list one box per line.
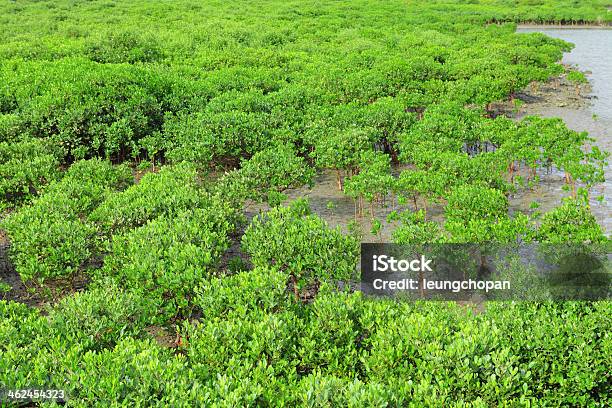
left=0, top=1, right=610, bottom=406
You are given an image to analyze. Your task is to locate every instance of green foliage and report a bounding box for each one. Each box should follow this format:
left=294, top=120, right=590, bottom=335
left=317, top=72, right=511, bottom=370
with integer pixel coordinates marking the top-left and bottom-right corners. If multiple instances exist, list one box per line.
left=46, top=158, right=133, bottom=211
left=0, top=113, right=21, bottom=142
left=242, top=199, right=360, bottom=289
left=537, top=199, right=607, bottom=243
left=0, top=138, right=60, bottom=208
left=475, top=302, right=612, bottom=405
left=444, top=184, right=532, bottom=242
left=163, top=109, right=281, bottom=167
left=391, top=210, right=444, bottom=244
left=194, top=267, right=295, bottom=320
left=311, top=127, right=373, bottom=174
left=217, top=144, right=315, bottom=206
left=362, top=300, right=611, bottom=405
left=297, top=289, right=365, bottom=377
left=296, top=373, right=392, bottom=407
left=344, top=151, right=394, bottom=204
left=567, top=70, right=588, bottom=84
left=445, top=184, right=508, bottom=222
left=0, top=302, right=53, bottom=391
left=394, top=169, right=449, bottom=216
left=46, top=279, right=153, bottom=352
left=0, top=300, right=48, bottom=350
left=0, top=59, right=178, bottom=161
left=1, top=297, right=610, bottom=405
left=101, top=202, right=240, bottom=320
left=1, top=159, right=132, bottom=281
left=62, top=338, right=200, bottom=406
left=0, top=0, right=610, bottom=405
left=3, top=213, right=95, bottom=282
left=185, top=310, right=301, bottom=390
left=400, top=102, right=483, bottom=159
left=85, top=30, right=164, bottom=64
left=89, top=163, right=206, bottom=234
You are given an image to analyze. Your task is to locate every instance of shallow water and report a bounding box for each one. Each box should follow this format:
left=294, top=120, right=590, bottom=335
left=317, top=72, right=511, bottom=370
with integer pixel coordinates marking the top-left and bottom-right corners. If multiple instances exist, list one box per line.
left=247, top=169, right=433, bottom=243
left=510, top=107, right=612, bottom=233
left=516, top=27, right=612, bottom=233
left=517, top=27, right=612, bottom=121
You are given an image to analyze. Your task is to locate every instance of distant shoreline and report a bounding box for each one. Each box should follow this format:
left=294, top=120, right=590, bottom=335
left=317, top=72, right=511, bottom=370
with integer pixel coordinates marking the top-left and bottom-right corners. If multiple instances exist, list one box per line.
left=516, top=23, right=612, bottom=29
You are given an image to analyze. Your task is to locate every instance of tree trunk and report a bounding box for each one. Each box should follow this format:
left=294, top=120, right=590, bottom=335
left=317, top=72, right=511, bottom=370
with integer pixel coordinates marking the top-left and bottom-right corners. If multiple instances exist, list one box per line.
left=290, top=274, right=299, bottom=301
left=359, top=196, right=363, bottom=218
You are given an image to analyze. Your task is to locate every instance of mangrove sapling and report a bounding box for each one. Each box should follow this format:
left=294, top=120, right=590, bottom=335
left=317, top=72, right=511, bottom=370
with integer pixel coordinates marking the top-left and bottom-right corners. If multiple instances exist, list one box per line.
left=1, top=159, right=132, bottom=282
left=395, top=170, right=446, bottom=220
left=216, top=143, right=315, bottom=207
left=537, top=198, right=606, bottom=243
left=242, top=199, right=359, bottom=300
left=0, top=138, right=61, bottom=209
left=344, top=151, right=394, bottom=219
left=312, top=127, right=373, bottom=191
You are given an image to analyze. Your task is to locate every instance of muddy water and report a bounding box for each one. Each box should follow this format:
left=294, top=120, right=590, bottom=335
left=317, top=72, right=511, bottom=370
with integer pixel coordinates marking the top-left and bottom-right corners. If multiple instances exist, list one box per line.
left=517, top=27, right=612, bottom=121
left=515, top=27, right=612, bottom=233
left=247, top=169, right=437, bottom=243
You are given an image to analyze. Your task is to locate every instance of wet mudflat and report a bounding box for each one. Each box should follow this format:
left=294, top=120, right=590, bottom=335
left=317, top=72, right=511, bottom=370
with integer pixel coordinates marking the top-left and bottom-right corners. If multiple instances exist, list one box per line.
left=252, top=28, right=612, bottom=240
left=515, top=27, right=612, bottom=233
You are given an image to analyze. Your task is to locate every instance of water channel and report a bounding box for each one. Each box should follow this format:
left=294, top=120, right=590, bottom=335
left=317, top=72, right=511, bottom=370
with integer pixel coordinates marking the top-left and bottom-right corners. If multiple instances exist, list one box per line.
left=516, top=27, right=611, bottom=233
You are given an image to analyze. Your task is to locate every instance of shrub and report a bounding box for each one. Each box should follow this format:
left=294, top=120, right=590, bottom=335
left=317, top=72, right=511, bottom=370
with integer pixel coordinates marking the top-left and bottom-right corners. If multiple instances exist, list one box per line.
left=63, top=338, right=200, bottom=406
left=0, top=113, right=21, bottom=142
left=567, top=70, right=588, bottom=84
left=0, top=301, right=90, bottom=394
left=297, top=289, right=365, bottom=377
left=445, top=184, right=508, bottom=222
left=475, top=302, right=611, bottom=405
left=89, top=163, right=207, bottom=234
left=164, top=110, right=277, bottom=166
left=360, top=300, right=611, bottom=406
left=216, top=144, right=315, bottom=206
left=0, top=138, right=60, bottom=208
left=85, top=30, right=164, bottom=64
left=194, top=267, right=295, bottom=320
left=311, top=127, right=373, bottom=177
left=242, top=199, right=360, bottom=294
left=1, top=159, right=132, bottom=281
left=46, top=279, right=153, bottom=352
left=101, top=203, right=240, bottom=320
left=2, top=212, right=96, bottom=282
left=42, top=158, right=133, bottom=213
left=442, top=184, right=531, bottom=242
left=2, top=299, right=610, bottom=405
left=296, top=373, right=392, bottom=407
left=537, top=199, right=607, bottom=243
left=0, top=299, right=202, bottom=404
left=0, top=301, right=48, bottom=350
left=0, top=59, right=175, bottom=161
left=184, top=310, right=302, bottom=404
